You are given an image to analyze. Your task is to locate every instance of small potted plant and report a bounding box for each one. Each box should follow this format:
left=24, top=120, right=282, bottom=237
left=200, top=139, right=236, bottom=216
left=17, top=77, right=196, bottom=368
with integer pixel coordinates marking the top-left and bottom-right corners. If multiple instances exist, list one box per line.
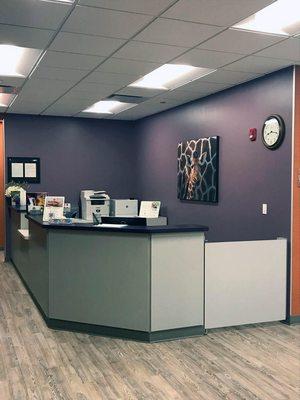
left=5, top=181, right=28, bottom=206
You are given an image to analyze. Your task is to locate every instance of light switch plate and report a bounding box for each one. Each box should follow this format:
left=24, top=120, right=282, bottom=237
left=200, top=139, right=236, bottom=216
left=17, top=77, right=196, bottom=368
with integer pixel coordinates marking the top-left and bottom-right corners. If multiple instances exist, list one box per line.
left=262, top=203, right=268, bottom=215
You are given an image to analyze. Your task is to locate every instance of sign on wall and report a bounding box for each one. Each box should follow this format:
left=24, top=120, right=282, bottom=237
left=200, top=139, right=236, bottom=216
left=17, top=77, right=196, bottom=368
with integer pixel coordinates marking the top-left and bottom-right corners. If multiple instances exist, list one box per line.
left=177, top=136, right=219, bottom=203
left=7, top=157, right=40, bottom=184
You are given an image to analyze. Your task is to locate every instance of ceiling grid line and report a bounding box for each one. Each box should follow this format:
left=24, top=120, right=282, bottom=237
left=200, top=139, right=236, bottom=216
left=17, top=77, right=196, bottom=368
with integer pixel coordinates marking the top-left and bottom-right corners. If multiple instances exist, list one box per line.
left=39, top=0, right=182, bottom=115
left=2, top=0, right=299, bottom=119
left=3, top=0, right=81, bottom=113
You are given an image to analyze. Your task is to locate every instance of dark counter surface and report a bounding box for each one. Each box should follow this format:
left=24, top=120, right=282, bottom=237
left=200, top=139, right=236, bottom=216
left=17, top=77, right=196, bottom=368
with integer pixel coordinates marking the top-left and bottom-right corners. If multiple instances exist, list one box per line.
left=26, top=214, right=209, bottom=234
left=10, top=205, right=27, bottom=213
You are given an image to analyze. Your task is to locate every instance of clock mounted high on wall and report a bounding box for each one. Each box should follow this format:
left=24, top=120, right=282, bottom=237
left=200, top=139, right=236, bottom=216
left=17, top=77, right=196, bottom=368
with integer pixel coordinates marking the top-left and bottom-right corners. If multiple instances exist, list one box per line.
left=262, top=115, right=285, bottom=150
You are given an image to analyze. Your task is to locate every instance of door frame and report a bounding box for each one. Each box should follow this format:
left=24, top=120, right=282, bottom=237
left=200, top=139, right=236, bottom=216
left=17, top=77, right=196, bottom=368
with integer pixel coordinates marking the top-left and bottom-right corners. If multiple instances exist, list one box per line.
left=0, top=119, right=5, bottom=251
left=291, top=66, right=300, bottom=319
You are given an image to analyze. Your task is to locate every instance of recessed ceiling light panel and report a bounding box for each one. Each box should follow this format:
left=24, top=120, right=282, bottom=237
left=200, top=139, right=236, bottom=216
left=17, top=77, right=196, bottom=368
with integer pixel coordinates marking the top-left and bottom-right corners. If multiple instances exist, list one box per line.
left=0, top=93, right=16, bottom=107
left=0, top=45, right=42, bottom=78
left=83, top=100, right=137, bottom=115
left=233, top=0, right=300, bottom=36
left=129, top=64, right=215, bottom=90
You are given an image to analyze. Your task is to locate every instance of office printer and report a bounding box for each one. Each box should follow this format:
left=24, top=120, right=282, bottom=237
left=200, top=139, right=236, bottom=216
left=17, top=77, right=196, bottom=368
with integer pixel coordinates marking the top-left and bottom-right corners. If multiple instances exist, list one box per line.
left=81, top=190, right=110, bottom=221
left=110, top=199, right=138, bottom=217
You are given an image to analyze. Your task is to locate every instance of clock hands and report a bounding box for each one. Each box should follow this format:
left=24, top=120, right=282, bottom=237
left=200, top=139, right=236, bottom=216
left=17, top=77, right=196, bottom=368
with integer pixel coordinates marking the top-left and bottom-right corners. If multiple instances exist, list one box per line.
left=266, top=130, right=277, bottom=136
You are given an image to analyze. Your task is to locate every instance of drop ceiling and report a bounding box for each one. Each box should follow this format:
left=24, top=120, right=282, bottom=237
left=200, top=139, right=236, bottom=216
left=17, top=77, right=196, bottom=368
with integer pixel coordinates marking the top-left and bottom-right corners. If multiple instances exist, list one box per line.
left=0, top=0, right=298, bottom=120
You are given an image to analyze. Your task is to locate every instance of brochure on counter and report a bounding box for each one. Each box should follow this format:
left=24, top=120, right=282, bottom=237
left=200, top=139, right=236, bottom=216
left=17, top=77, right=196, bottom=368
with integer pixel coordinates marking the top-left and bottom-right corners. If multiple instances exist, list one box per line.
left=43, top=196, right=65, bottom=221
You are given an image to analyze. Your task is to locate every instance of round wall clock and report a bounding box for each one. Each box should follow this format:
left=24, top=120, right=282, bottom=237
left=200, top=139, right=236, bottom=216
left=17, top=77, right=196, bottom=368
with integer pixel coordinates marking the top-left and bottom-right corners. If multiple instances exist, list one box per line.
left=262, top=115, right=285, bottom=150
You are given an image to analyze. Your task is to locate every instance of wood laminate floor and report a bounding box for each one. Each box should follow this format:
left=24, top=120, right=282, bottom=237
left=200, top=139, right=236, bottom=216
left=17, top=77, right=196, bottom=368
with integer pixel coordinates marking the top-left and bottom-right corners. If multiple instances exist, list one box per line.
left=0, top=253, right=299, bottom=400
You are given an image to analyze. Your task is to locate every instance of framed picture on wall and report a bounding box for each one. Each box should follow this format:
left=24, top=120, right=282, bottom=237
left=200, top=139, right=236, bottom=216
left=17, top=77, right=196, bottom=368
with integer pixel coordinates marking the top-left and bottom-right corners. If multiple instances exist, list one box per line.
left=177, top=136, right=219, bottom=203
left=7, top=157, right=40, bottom=184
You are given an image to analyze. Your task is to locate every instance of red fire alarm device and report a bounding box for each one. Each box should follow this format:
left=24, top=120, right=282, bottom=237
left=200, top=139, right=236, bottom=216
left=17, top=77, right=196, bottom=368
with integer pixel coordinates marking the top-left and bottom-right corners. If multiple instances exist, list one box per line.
left=249, top=128, right=257, bottom=141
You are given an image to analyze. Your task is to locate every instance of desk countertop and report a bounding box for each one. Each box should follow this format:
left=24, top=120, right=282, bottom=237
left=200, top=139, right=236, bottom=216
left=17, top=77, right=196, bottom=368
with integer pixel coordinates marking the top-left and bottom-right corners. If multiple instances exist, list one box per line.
left=26, top=214, right=209, bottom=234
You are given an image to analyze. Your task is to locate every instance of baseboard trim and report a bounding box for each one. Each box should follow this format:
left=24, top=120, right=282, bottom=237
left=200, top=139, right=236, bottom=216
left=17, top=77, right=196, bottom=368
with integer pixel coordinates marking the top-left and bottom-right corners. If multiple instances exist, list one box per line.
left=282, top=315, right=300, bottom=325
left=47, top=318, right=151, bottom=341
left=149, top=325, right=205, bottom=342
left=47, top=319, right=205, bottom=342
left=11, top=260, right=204, bottom=342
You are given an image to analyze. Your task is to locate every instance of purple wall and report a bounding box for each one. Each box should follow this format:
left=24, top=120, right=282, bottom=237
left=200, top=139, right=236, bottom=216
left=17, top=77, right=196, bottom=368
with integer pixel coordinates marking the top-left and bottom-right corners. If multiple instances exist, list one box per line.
left=4, top=68, right=293, bottom=242
left=4, top=114, right=138, bottom=205
left=135, top=68, right=293, bottom=242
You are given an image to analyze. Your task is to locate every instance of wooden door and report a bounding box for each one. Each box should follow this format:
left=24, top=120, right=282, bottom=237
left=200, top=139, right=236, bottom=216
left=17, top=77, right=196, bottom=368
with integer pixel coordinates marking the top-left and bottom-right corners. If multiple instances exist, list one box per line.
left=0, top=121, right=4, bottom=249
left=291, top=67, right=300, bottom=317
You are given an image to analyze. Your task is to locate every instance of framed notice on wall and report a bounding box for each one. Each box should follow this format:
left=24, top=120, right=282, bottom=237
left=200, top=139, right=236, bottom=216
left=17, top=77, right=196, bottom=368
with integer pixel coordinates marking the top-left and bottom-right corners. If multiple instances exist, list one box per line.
left=7, top=157, right=40, bottom=183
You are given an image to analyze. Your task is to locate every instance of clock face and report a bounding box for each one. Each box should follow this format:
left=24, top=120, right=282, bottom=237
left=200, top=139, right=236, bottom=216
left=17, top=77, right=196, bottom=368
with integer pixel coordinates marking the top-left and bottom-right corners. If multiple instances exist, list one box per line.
left=262, top=115, right=285, bottom=150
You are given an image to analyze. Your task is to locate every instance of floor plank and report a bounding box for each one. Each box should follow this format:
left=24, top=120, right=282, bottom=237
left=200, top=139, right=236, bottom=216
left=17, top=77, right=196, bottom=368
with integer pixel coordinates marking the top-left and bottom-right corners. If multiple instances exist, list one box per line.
left=0, top=253, right=299, bottom=400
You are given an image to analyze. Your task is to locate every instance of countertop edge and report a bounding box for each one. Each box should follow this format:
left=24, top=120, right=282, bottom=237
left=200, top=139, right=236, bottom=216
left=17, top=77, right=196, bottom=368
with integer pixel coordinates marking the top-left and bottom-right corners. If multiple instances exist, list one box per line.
left=26, top=214, right=209, bottom=234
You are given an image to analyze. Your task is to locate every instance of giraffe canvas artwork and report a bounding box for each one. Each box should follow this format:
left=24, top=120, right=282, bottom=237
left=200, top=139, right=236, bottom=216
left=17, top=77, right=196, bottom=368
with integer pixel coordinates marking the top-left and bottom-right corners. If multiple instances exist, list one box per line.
left=177, top=136, right=219, bottom=203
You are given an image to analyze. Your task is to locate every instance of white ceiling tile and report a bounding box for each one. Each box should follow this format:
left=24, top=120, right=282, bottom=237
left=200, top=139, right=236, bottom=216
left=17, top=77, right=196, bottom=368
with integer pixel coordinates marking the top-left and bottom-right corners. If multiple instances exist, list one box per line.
left=172, top=48, right=243, bottom=68
left=198, top=69, right=261, bottom=85
left=224, top=56, right=293, bottom=74
left=112, top=106, right=158, bottom=120
left=115, top=98, right=181, bottom=119
left=113, top=41, right=187, bottom=62
left=198, top=29, right=284, bottom=54
left=157, top=97, right=206, bottom=108
left=39, top=51, right=104, bottom=70
left=96, top=58, right=160, bottom=76
left=255, top=38, right=300, bottom=61
left=50, top=32, right=125, bottom=56
left=8, top=99, right=53, bottom=115
left=116, top=86, right=165, bottom=98
left=0, top=76, right=25, bottom=88
left=134, top=18, right=223, bottom=47
left=111, top=114, right=136, bottom=120
left=0, top=23, right=54, bottom=48
left=30, top=66, right=87, bottom=82
left=42, top=95, right=94, bottom=116
left=179, top=80, right=232, bottom=92
left=62, top=5, right=152, bottom=39
left=17, top=78, right=74, bottom=103
left=78, top=0, right=175, bottom=15
left=163, top=0, right=275, bottom=26
left=53, top=89, right=105, bottom=105
left=0, top=0, right=72, bottom=30
left=77, top=112, right=114, bottom=119
left=73, top=81, right=121, bottom=97
left=155, top=89, right=207, bottom=102
left=83, top=71, right=137, bottom=86
left=41, top=110, right=75, bottom=117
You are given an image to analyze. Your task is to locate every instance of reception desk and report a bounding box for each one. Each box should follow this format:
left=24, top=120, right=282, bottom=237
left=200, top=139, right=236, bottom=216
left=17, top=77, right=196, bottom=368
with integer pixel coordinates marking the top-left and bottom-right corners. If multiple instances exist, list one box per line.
left=8, top=206, right=208, bottom=342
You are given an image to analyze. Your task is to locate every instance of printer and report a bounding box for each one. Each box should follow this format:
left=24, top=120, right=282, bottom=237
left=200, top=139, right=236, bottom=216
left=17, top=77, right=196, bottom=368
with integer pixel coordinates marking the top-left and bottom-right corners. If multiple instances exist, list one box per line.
left=110, top=199, right=138, bottom=217
left=81, top=190, right=110, bottom=221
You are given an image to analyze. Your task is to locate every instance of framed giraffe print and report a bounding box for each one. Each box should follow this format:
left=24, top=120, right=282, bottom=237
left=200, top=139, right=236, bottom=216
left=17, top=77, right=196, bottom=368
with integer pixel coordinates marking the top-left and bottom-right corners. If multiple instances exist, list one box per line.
left=177, top=136, right=219, bottom=203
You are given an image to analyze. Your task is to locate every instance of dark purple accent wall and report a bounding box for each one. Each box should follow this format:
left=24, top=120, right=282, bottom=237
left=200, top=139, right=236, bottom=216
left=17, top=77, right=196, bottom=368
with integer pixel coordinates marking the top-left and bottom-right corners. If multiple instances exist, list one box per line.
left=4, top=115, right=138, bottom=205
left=135, top=68, right=293, bottom=242
left=4, top=68, right=293, bottom=243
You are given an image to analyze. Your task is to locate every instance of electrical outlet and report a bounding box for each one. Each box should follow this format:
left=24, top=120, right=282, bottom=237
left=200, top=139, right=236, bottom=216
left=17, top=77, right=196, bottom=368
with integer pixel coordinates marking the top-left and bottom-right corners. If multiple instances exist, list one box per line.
left=262, top=203, right=268, bottom=215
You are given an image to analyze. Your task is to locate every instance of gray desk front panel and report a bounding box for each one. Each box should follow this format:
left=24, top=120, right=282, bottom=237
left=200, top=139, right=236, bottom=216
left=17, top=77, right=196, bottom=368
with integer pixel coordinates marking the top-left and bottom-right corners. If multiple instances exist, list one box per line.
left=151, top=232, right=204, bottom=331
left=49, top=230, right=151, bottom=331
left=11, top=213, right=49, bottom=315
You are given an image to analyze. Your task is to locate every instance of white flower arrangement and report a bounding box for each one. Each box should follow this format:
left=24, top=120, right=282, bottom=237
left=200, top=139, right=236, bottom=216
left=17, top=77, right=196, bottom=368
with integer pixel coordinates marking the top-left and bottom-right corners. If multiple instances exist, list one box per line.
left=5, top=182, right=27, bottom=197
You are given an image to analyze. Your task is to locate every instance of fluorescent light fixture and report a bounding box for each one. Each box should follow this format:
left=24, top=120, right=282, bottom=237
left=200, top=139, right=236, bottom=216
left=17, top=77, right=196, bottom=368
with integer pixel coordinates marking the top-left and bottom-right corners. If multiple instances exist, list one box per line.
left=0, top=45, right=42, bottom=78
left=83, top=100, right=137, bottom=115
left=0, top=93, right=16, bottom=107
left=129, top=64, right=215, bottom=90
left=233, top=0, right=300, bottom=36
